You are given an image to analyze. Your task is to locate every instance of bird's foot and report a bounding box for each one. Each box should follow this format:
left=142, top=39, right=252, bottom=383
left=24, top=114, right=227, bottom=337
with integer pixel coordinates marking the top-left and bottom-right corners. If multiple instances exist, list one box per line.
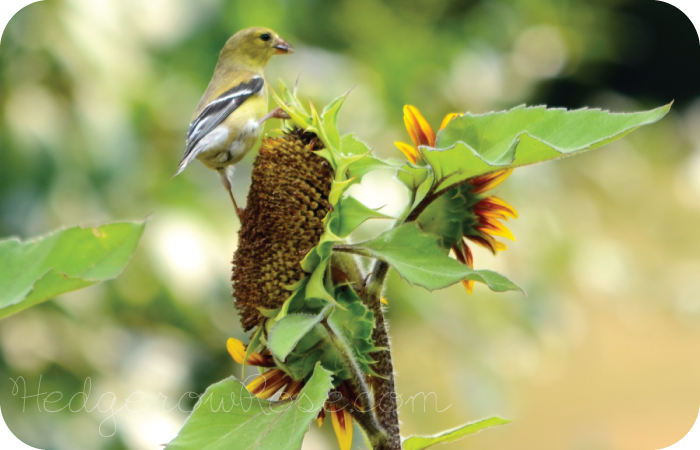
left=258, top=107, right=291, bottom=124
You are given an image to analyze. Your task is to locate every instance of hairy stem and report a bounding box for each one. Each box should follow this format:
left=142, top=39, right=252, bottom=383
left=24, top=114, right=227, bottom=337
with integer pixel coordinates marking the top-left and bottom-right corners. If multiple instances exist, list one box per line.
left=362, top=260, right=401, bottom=450
left=322, top=321, right=388, bottom=448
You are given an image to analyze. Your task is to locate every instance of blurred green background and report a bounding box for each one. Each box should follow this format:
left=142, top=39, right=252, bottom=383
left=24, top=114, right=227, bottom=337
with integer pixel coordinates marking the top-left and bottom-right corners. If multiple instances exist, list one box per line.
left=1, top=1, right=700, bottom=449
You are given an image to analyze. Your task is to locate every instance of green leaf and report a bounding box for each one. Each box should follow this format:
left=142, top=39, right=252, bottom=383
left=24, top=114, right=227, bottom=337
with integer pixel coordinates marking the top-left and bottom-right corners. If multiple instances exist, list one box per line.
left=268, top=308, right=329, bottom=362
left=336, top=195, right=392, bottom=238
left=402, top=417, right=511, bottom=450
left=350, top=224, right=522, bottom=292
left=429, top=103, right=671, bottom=190
left=0, top=222, right=146, bottom=320
left=165, top=363, right=333, bottom=450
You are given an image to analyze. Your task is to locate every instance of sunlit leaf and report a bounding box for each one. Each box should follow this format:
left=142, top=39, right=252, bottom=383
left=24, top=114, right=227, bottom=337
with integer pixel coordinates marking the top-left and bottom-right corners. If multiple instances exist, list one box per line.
left=165, top=363, right=333, bottom=450
left=428, top=103, right=671, bottom=191
left=403, top=417, right=511, bottom=450
left=349, top=224, right=522, bottom=292
left=0, top=222, right=146, bottom=320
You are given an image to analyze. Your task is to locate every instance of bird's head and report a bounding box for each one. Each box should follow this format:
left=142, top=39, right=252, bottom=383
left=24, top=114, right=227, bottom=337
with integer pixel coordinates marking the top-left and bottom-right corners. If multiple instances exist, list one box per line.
left=220, top=27, right=293, bottom=71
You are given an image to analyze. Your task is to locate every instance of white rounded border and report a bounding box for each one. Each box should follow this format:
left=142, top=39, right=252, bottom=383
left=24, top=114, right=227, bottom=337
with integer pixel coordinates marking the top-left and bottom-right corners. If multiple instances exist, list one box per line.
left=0, top=0, right=43, bottom=44
left=0, top=407, right=42, bottom=450
left=657, top=0, right=700, bottom=43
left=659, top=407, right=700, bottom=449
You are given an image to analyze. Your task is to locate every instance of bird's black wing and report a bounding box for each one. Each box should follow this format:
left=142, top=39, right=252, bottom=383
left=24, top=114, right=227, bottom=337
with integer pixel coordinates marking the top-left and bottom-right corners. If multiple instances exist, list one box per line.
left=180, top=76, right=264, bottom=166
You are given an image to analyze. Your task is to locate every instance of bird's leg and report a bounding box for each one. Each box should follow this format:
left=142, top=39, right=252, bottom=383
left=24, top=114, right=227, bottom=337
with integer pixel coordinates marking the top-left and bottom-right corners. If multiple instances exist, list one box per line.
left=218, top=169, right=244, bottom=219
left=257, top=106, right=291, bottom=125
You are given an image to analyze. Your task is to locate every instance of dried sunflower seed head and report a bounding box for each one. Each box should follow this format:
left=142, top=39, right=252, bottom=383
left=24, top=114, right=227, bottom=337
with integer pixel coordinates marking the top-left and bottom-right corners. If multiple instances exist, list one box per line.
left=232, top=128, right=333, bottom=330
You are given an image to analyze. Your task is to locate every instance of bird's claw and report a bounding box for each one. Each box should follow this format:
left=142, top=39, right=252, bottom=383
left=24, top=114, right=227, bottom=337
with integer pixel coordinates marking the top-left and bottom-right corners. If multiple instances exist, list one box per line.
left=258, top=107, right=291, bottom=124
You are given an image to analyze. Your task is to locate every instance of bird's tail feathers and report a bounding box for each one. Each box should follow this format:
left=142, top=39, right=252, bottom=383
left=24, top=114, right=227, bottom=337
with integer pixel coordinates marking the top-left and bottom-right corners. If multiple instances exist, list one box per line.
left=173, top=153, right=196, bottom=178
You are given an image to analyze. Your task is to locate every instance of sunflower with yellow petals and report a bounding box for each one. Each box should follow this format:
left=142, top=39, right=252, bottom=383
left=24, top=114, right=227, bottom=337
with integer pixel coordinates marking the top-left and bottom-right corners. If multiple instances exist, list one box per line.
left=396, top=105, right=519, bottom=294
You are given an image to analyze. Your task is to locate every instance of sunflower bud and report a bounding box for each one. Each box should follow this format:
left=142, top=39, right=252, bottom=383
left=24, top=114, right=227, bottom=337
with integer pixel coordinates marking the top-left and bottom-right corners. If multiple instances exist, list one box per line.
left=232, top=128, right=333, bottom=330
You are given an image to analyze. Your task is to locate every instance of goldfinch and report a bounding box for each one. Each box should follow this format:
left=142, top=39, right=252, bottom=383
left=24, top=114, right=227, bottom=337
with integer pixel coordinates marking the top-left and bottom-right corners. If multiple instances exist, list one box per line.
left=175, top=27, right=293, bottom=217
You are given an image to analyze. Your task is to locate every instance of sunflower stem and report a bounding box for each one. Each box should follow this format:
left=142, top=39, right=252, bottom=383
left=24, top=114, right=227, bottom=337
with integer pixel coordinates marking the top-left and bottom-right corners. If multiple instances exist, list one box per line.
left=362, top=260, right=402, bottom=450
left=322, top=320, right=389, bottom=448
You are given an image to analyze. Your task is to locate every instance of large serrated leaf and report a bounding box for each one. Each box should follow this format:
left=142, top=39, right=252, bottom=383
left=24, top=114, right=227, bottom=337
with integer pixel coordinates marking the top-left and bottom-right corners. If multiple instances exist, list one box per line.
left=165, top=363, right=332, bottom=450
left=0, top=222, right=146, bottom=320
left=350, top=224, right=522, bottom=292
left=402, top=417, right=511, bottom=450
left=428, top=103, right=671, bottom=190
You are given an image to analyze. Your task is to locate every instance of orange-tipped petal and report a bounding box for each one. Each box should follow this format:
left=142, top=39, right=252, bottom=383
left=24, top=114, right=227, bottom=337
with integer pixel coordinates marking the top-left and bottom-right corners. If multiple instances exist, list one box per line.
left=439, top=113, right=459, bottom=130
left=461, top=279, right=474, bottom=294
left=247, top=369, right=289, bottom=398
left=330, top=404, right=353, bottom=450
left=255, top=375, right=291, bottom=400
left=280, top=380, right=304, bottom=400
left=318, top=408, right=326, bottom=427
left=477, top=216, right=516, bottom=241
left=464, top=242, right=474, bottom=268
left=227, top=337, right=273, bottom=367
left=404, top=105, right=436, bottom=147
left=395, top=141, right=419, bottom=164
left=453, top=243, right=475, bottom=295
left=470, top=169, right=513, bottom=194
left=227, top=338, right=246, bottom=364
left=466, top=232, right=507, bottom=255
left=480, top=196, right=519, bottom=219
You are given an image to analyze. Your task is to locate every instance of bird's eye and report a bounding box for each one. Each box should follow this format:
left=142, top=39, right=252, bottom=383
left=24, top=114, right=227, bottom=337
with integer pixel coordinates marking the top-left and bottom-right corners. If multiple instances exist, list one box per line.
left=260, top=33, right=271, bottom=41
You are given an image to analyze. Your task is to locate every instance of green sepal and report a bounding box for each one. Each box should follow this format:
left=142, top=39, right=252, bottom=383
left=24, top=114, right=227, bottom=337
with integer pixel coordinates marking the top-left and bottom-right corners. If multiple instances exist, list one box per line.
left=270, top=86, right=314, bottom=132
left=321, top=90, right=350, bottom=151
left=416, top=183, right=482, bottom=250
left=242, top=326, right=264, bottom=379
left=258, top=307, right=282, bottom=319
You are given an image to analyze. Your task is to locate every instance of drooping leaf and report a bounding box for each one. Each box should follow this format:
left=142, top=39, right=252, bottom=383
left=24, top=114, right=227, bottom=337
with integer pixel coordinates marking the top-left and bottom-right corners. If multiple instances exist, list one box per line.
left=0, top=222, right=146, bottom=320
left=428, top=103, right=671, bottom=191
left=402, top=417, right=511, bottom=450
left=268, top=308, right=329, bottom=362
left=349, top=224, right=522, bottom=293
left=336, top=195, right=392, bottom=238
left=165, top=363, right=333, bottom=450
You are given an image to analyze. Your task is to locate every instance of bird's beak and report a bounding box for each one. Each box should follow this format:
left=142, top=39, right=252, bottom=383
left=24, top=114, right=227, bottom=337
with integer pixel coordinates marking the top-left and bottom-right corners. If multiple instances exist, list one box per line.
left=274, top=38, right=293, bottom=54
